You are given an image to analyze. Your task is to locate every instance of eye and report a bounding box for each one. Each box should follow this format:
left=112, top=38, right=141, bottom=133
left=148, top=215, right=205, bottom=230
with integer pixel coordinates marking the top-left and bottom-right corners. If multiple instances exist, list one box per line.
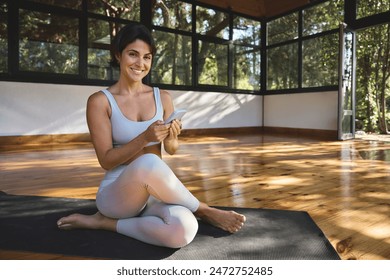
left=144, top=55, right=152, bottom=60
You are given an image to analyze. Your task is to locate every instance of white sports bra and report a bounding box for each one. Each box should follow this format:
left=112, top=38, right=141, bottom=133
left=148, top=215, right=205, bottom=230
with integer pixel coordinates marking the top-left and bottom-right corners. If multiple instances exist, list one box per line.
left=101, top=88, right=164, bottom=148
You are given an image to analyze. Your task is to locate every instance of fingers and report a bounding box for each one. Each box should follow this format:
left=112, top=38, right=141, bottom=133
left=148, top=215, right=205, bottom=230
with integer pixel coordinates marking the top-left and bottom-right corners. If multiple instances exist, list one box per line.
left=169, top=119, right=182, bottom=137
left=146, top=121, right=170, bottom=142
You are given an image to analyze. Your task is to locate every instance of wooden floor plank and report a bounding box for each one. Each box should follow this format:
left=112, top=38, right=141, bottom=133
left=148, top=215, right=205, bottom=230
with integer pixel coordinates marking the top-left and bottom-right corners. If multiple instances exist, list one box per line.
left=1, top=133, right=389, bottom=260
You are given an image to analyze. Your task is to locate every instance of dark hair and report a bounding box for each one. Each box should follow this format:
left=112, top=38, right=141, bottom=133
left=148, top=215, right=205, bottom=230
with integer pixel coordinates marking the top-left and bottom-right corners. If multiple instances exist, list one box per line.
left=110, top=23, right=156, bottom=67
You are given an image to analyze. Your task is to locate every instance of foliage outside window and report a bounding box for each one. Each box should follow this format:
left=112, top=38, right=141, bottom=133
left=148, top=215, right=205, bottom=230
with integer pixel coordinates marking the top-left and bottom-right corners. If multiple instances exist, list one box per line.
left=267, top=12, right=298, bottom=46
left=28, top=0, right=82, bottom=10
left=196, top=6, right=229, bottom=40
left=357, top=0, right=390, bottom=18
left=151, top=30, right=192, bottom=86
left=198, top=41, right=228, bottom=86
left=152, top=0, right=192, bottom=32
left=88, top=19, right=121, bottom=80
left=233, top=46, right=261, bottom=90
left=0, top=2, right=7, bottom=73
left=232, top=16, right=261, bottom=91
left=233, top=16, right=261, bottom=46
left=88, top=0, right=140, bottom=21
left=303, top=0, right=344, bottom=36
left=267, top=43, right=298, bottom=90
left=19, top=9, right=79, bottom=74
left=302, top=33, right=339, bottom=87
left=356, top=23, right=390, bottom=133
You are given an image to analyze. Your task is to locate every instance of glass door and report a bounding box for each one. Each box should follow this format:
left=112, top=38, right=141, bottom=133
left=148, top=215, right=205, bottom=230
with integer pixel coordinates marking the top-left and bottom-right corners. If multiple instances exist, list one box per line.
left=338, top=23, right=356, bottom=140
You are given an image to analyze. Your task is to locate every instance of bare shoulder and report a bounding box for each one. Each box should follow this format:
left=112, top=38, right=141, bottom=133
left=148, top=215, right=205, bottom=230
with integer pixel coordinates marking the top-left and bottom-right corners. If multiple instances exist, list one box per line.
left=87, top=91, right=110, bottom=114
left=159, top=89, right=173, bottom=104
left=88, top=91, right=107, bottom=105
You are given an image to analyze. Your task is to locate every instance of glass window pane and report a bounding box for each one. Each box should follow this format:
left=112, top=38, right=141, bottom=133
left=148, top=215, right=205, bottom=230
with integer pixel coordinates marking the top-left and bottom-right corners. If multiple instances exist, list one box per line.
left=267, top=43, right=298, bottom=90
left=303, top=0, right=344, bottom=36
left=357, top=0, right=390, bottom=18
left=0, top=2, right=7, bottom=73
left=302, top=33, right=339, bottom=87
left=196, top=6, right=229, bottom=40
left=88, top=19, right=121, bottom=80
left=19, top=10, right=79, bottom=74
left=152, top=0, right=192, bottom=32
left=88, top=0, right=140, bottom=21
left=233, top=46, right=261, bottom=91
left=267, top=12, right=298, bottom=45
left=151, top=30, right=192, bottom=85
left=28, top=0, right=82, bottom=10
left=198, top=41, right=228, bottom=86
left=233, top=16, right=261, bottom=46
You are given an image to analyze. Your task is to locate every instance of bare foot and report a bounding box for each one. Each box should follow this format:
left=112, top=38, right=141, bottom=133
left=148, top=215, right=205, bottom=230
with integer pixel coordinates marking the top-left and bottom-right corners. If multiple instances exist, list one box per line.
left=194, top=203, right=246, bottom=233
left=57, top=212, right=117, bottom=232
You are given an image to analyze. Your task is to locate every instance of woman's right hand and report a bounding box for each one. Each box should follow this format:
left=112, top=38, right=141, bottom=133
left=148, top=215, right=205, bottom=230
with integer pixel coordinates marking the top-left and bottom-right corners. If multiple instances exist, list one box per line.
left=144, top=120, right=170, bottom=143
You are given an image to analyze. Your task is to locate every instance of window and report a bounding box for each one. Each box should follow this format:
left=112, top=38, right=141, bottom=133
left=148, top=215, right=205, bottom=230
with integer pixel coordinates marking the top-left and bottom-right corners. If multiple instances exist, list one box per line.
left=267, top=43, right=298, bottom=90
left=152, top=0, right=192, bottom=32
left=152, top=30, right=192, bottom=85
left=232, top=16, right=261, bottom=90
left=233, top=46, right=261, bottom=90
left=357, top=0, right=390, bottom=18
left=267, top=12, right=298, bottom=45
left=198, top=41, right=228, bottom=86
left=302, top=33, right=339, bottom=87
left=88, top=0, right=140, bottom=21
left=196, top=6, right=229, bottom=40
left=88, top=19, right=121, bottom=80
left=0, top=2, right=7, bottom=73
left=303, top=0, right=344, bottom=36
left=233, top=16, right=261, bottom=45
left=19, top=9, right=79, bottom=74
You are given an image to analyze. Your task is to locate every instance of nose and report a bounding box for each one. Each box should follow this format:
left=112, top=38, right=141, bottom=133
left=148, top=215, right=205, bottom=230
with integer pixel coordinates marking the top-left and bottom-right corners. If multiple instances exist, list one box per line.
left=134, top=56, right=142, bottom=66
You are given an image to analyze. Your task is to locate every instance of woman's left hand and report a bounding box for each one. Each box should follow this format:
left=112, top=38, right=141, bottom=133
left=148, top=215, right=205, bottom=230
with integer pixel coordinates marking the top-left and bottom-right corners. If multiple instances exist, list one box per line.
left=167, top=119, right=182, bottom=140
left=164, top=119, right=181, bottom=155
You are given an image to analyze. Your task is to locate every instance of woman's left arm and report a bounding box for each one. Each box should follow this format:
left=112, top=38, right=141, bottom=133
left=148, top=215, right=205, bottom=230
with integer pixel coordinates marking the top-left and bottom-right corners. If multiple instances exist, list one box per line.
left=161, top=90, right=181, bottom=155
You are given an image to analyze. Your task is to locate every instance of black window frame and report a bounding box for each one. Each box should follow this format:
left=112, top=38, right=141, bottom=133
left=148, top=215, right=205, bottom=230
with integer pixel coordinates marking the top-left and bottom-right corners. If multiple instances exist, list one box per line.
left=264, top=0, right=390, bottom=95
left=1, top=0, right=389, bottom=95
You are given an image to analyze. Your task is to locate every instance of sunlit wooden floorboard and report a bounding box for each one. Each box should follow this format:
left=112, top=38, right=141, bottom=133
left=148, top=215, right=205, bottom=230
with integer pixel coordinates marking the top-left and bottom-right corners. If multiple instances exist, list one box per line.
left=1, top=133, right=389, bottom=260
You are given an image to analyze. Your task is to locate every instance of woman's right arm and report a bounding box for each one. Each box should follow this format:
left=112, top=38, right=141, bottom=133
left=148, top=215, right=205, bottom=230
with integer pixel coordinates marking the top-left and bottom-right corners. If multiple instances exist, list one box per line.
left=86, top=92, right=169, bottom=170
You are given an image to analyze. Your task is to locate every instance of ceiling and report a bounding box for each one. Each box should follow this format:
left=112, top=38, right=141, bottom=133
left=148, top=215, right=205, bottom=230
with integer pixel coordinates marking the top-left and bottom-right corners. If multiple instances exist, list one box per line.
left=196, top=0, right=311, bottom=19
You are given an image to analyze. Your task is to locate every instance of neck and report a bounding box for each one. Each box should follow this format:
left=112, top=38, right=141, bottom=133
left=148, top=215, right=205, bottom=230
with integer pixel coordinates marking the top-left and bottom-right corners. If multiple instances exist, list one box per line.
left=116, top=79, right=145, bottom=96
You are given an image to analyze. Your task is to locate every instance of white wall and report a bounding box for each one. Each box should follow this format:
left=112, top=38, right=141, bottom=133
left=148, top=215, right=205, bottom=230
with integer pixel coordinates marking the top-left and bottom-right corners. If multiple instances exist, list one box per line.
left=263, top=91, right=338, bottom=131
left=0, top=81, right=263, bottom=136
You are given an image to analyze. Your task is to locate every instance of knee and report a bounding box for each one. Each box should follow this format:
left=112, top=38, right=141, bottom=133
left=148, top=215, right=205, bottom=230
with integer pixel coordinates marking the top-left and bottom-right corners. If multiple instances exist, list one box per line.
left=132, top=154, right=165, bottom=177
left=163, top=211, right=198, bottom=249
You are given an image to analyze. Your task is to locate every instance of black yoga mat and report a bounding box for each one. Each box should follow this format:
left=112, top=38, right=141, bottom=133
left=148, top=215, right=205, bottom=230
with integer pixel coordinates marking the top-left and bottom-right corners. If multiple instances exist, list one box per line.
left=0, top=191, right=340, bottom=260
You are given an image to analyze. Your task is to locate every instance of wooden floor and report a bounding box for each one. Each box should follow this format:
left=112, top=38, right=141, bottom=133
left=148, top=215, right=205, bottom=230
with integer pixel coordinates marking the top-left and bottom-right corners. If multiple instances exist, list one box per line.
left=1, top=132, right=389, bottom=260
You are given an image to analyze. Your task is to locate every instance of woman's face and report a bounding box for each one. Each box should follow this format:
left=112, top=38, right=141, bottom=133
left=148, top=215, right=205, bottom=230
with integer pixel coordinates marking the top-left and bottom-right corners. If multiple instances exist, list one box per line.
left=117, top=39, right=153, bottom=83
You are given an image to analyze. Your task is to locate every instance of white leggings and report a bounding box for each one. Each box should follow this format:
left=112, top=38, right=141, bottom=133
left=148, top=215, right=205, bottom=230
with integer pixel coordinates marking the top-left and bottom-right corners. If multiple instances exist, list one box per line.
left=96, top=153, right=200, bottom=248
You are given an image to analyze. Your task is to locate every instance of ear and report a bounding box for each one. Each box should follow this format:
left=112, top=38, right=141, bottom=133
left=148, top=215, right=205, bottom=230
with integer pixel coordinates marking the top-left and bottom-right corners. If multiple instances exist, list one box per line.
left=115, top=53, right=121, bottom=64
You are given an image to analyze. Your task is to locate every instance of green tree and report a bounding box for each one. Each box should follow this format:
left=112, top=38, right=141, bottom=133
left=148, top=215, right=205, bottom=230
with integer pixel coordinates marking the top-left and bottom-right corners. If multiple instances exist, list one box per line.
left=356, top=23, right=390, bottom=134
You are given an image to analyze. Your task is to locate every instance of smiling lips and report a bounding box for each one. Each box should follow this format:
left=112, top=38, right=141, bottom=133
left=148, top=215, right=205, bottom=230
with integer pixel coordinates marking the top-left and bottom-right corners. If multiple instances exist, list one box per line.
left=130, top=67, right=144, bottom=74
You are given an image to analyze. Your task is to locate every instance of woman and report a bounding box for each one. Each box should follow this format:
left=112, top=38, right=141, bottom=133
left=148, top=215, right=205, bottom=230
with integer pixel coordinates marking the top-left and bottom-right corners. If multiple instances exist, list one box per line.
left=57, top=23, right=246, bottom=248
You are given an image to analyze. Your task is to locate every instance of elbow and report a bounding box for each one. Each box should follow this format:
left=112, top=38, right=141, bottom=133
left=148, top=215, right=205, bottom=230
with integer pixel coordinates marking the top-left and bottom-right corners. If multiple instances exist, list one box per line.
left=165, top=149, right=176, bottom=156
left=164, top=144, right=178, bottom=155
left=164, top=139, right=179, bottom=155
left=98, top=158, right=114, bottom=171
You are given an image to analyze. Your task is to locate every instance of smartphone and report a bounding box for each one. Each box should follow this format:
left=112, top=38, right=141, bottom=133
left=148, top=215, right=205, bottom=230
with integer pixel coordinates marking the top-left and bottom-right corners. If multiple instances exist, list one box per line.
left=164, top=109, right=187, bottom=124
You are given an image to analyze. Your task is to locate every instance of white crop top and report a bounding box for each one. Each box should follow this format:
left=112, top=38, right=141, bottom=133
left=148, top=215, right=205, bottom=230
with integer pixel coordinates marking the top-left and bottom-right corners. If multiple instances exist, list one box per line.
left=101, top=88, right=164, bottom=148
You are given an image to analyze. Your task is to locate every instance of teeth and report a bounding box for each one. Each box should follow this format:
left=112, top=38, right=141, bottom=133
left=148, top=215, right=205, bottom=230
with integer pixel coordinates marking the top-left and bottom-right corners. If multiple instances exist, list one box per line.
left=130, top=68, right=143, bottom=74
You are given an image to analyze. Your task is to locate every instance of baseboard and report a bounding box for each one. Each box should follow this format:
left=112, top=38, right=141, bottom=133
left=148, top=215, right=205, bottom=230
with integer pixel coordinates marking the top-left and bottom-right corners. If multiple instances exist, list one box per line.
left=0, top=133, right=92, bottom=151
left=181, top=126, right=263, bottom=136
left=0, top=126, right=337, bottom=151
left=262, top=126, right=338, bottom=140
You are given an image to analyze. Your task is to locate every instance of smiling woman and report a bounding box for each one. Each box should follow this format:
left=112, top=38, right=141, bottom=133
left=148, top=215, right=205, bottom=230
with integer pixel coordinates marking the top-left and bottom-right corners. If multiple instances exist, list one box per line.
left=56, top=23, right=246, bottom=248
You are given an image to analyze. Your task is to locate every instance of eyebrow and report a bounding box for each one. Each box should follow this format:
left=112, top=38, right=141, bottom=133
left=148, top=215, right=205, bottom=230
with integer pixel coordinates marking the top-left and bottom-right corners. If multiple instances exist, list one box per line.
left=127, top=49, right=152, bottom=56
